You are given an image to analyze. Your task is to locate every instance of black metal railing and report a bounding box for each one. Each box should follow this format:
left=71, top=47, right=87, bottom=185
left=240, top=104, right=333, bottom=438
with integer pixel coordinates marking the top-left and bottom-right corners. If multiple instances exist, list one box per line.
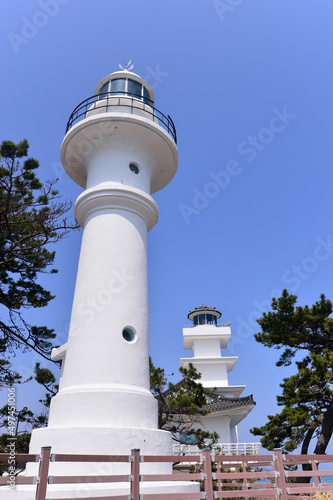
left=65, top=91, right=177, bottom=144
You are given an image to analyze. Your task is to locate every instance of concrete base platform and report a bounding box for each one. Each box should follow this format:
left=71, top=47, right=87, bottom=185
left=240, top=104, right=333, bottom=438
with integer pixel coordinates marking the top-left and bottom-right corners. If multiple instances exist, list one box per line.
left=26, top=425, right=174, bottom=477
left=0, top=480, right=201, bottom=499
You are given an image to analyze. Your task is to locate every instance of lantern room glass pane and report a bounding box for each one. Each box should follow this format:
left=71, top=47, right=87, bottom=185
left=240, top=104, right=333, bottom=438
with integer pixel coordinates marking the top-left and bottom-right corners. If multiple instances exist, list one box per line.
left=143, top=87, right=150, bottom=105
left=207, top=314, right=213, bottom=324
left=111, top=78, right=126, bottom=94
left=193, top=316, right=198, bottom=326
left=199, top=314, right=206, bottom=325
left=128, top=79, right=142, bottom=98
left=99, top=82, right=109, bottom=99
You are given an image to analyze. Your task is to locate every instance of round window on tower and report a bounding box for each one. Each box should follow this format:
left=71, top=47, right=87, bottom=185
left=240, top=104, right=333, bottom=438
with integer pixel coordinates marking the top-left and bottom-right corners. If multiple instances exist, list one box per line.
left=122, top=327, right=137, bottom=343
left=129, top=163, right=140, bottom=175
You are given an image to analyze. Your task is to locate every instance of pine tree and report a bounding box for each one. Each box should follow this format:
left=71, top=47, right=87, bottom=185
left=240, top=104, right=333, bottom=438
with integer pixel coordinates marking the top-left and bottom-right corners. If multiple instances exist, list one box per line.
left=251, top=290, right=333, bottom=458
left=0, top=139, right=77, bottom=385
left=150, top=357, right=219, bottom=448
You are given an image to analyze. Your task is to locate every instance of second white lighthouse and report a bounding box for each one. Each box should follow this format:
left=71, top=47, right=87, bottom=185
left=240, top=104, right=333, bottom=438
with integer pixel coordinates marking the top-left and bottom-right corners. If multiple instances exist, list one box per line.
left=28, top=67, right=178, bottom=461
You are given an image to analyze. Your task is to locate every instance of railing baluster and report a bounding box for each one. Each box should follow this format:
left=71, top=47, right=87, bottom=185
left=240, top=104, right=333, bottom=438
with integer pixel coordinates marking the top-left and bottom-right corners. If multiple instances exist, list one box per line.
left=172, top=442, right=260, bottom=456
left=64, top=91, right=177, bottom=143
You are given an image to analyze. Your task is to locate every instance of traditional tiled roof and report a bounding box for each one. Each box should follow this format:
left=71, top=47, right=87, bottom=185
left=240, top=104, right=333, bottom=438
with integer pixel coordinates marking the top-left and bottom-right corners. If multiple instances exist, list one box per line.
left=164, top=378, right=255, bottom=414
left=187, top=303, right=222, bottom=320
left=203, top=394, right=256, bottom=413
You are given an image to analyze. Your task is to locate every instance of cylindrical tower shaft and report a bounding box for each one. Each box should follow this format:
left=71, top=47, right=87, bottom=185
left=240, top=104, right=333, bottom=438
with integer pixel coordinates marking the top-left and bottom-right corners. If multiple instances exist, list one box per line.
left=48, top=183, right=159, bottom=429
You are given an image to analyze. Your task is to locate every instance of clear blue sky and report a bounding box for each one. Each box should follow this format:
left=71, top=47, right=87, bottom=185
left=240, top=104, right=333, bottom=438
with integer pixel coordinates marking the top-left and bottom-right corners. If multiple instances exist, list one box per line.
left=1, top=0, right=333, bottom=451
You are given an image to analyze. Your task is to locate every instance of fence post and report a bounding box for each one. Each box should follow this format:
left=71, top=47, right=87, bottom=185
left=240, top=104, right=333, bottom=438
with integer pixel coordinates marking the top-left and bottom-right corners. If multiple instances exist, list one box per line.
left=35, top=446, right=51, bottom=500
left=203, top=449, right=214, bottom=500
left=131, top=448, right=140, bottom=500
left=311, top=458, right=321, bottom=487
left=273, top=448, right=287, bottom=500
left=241, top=458, right=247, bottom=491
left=216, top=462, right=222, bottom=492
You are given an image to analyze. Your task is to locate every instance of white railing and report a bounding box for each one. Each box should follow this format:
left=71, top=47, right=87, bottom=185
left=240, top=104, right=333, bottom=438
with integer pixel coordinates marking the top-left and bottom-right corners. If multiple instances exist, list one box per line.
left=172, top=442, right=259, bottom=456
left=183, top=323, right=231, bottom=328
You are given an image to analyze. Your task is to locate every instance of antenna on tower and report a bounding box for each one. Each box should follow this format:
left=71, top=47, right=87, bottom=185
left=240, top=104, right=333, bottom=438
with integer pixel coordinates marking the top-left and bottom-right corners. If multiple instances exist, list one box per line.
left=119, top=60, right=134, bottom=71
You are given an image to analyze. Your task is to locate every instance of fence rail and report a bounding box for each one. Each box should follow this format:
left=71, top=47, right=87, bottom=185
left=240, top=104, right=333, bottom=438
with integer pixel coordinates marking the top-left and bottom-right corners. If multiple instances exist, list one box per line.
left=1, top=447, right=333, bottom=499
left=173, top=442, right=260, bottom=456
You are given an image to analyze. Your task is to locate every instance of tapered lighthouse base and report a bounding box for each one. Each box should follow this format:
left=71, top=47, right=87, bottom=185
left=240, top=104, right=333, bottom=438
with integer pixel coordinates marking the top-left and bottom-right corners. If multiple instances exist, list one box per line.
left=9, top=426, right=200, bottom=499
left=27, top=425, right=173, bottom=475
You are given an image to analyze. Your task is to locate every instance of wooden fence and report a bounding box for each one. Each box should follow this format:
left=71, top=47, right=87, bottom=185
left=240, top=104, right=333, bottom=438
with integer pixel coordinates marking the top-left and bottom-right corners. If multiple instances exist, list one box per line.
left=1, top=447, right=333, bottom=499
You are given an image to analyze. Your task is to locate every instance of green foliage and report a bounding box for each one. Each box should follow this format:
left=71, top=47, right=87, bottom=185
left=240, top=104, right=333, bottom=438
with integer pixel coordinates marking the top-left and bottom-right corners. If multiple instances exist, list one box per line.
left=0, top=362, right=57, bottom=460
left=0, top=432, right=31, bottom=454
left=0, top=404, right=47, bottom=436
left=0, top=433, right=31, bottom=475
left=34, top=362, right=58, bottom=408
left=150, top=357, right=219, bottom=449
left=0, top=358, right=25, bottom=386
left=251, top=290, right=333, bottom=456
left=0, top=139, right=77, bottom=384
left=255, top=289, right=333, bottom=366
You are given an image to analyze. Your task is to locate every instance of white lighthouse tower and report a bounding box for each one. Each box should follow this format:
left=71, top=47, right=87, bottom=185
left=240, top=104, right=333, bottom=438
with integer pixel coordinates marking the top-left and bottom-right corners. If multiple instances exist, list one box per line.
left=28, top=66, right=178, bottom=468
left=179, top=304, right=256, bottom=454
